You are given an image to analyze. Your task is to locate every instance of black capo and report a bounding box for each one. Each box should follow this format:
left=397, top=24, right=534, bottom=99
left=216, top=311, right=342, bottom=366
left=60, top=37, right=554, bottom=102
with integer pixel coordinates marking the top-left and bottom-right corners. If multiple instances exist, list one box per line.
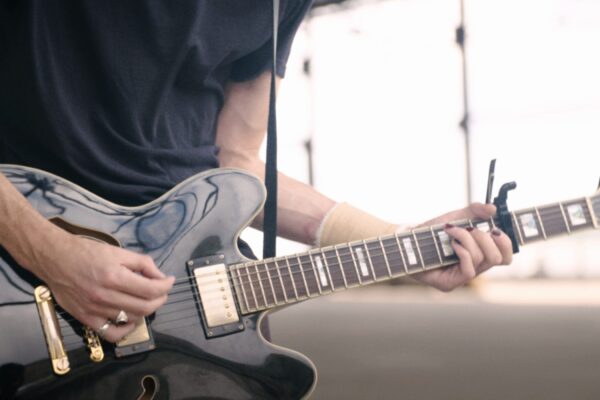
left=485, top=159, right=520, bottom=254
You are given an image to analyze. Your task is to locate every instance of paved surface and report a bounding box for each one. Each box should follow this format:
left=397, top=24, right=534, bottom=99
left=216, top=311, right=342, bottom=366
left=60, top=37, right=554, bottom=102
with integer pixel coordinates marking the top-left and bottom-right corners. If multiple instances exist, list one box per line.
left=269, top=282, right=600, bottom=400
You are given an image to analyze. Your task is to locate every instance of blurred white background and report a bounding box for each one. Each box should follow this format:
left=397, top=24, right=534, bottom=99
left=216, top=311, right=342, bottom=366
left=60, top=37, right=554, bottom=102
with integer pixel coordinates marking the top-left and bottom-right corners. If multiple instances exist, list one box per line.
left=242, top=0, right=600, bottom=280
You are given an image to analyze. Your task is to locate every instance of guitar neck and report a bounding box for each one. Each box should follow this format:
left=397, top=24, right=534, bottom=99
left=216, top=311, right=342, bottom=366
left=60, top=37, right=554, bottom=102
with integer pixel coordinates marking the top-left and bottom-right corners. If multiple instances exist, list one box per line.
left=230, top=193, right=600, bottom=315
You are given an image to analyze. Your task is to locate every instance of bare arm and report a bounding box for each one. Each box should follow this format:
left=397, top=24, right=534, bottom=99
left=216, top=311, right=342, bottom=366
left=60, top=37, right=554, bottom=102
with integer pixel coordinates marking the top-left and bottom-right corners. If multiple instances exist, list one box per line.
left=0, top=172, right=174, bottom=342
left=216, top=71, right=513, bottom=291
left=216, top=71, right=336, bottom=245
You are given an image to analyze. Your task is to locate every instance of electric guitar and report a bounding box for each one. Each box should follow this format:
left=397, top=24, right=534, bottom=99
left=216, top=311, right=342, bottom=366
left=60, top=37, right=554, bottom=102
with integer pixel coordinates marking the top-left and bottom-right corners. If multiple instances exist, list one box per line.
left=0, top=165, right=598, bottom=399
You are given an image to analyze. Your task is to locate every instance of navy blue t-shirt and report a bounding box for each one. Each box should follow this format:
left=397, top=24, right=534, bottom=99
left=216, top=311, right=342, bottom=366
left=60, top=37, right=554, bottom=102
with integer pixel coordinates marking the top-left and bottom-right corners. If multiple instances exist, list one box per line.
left=0, top=0, right=312, bottom=205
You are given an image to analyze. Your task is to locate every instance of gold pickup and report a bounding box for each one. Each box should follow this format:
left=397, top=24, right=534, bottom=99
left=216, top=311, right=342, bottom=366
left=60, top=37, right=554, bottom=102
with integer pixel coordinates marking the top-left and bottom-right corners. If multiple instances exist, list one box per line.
left=34, top=286, right=70, bottom=375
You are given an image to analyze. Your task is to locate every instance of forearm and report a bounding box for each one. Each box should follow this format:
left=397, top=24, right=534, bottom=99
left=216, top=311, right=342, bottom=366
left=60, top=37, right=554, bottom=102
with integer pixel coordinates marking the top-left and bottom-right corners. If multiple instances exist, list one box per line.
left=0, top=172, right=67, bottom=278
left=218, top=154, right=335, bottom=245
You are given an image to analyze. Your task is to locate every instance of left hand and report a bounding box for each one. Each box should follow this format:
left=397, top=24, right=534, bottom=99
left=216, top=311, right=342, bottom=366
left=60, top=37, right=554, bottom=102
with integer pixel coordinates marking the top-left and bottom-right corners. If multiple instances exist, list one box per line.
left=410, top=203, right=513, bottom=292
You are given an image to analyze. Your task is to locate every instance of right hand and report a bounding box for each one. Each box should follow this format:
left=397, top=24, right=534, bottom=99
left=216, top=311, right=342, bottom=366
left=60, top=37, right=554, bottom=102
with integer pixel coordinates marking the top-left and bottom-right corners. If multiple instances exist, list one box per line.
left=35, top=231, right=174, bottom=343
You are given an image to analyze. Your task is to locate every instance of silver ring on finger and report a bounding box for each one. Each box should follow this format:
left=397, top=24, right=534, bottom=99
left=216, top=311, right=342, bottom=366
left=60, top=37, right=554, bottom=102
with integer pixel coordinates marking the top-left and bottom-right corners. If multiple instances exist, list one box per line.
left=115, top=310, right=129, bottom=326
left=97, top=320, right=112, bottom=338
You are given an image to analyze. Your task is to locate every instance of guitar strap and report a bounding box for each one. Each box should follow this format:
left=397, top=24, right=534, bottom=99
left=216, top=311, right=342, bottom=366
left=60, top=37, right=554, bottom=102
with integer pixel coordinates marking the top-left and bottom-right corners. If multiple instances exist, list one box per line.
left=263, top=0, right=280, bottom=259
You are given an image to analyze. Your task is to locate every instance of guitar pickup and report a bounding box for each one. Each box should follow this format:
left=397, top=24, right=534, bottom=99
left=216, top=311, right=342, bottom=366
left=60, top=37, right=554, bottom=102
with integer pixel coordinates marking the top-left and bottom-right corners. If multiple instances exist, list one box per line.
left=114, top=317, right=155, bottom=358
left=187, top=255, right=244, bottom=338
left=34, top=286, right=70, bottom=375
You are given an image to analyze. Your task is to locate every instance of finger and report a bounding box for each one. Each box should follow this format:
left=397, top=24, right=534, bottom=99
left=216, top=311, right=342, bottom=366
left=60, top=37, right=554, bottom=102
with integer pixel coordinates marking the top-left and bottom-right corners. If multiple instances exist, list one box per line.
left=111, top=267, right=175, bottom=300
left=119, top=250, right=166, bottom=279
left=85, top=302, right=142, bottom=324
left=469, top=228, right=504, bottom=273
left=88, top=315, right=137, bottom=343
left=448, top=240, right=477, bottom=285
left=92, top=290, right=169, bottom=317
left=491, top=228, right=514, bottom=265
left=445, top=225, right=485, bottom=268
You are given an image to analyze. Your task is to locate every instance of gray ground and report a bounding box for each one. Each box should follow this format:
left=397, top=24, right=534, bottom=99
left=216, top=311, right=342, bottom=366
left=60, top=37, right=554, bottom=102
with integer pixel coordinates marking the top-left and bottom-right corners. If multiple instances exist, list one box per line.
left=269, top=283, right=600, bottom=400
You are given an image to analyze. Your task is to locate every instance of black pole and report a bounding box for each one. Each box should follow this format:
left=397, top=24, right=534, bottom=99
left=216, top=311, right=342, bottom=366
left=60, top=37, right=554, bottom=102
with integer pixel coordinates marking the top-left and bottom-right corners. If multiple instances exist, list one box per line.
left=303, top=12, right=316, bottom=187
left=456, top=0, right=472, bottom=203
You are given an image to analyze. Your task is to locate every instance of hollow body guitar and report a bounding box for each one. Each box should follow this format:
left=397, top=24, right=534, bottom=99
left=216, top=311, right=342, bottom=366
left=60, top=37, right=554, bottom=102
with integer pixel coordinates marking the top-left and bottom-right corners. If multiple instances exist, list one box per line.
left=0, top=165, right=598, bottom=399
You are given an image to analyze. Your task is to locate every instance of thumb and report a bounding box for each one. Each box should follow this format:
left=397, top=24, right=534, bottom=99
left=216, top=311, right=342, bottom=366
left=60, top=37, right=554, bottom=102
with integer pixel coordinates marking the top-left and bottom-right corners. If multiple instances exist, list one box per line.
left=466, top=202, right=497, bottom=219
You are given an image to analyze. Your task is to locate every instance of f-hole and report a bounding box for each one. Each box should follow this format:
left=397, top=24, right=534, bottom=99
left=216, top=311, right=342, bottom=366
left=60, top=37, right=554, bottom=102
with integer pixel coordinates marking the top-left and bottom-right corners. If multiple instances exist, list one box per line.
left=49, top=216, right=121, bottom=246
left=137, top=375, right=159, bottom=400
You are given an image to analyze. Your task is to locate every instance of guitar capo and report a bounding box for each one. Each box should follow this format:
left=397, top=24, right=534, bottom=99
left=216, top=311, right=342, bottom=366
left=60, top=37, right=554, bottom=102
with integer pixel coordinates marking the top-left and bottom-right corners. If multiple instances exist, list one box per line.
left=485, top=159, right=520, bottom=254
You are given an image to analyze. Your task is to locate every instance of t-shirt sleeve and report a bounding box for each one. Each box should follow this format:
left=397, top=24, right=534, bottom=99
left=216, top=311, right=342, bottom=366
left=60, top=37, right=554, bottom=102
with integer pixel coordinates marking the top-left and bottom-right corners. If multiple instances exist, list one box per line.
left=230, top=0, right=313, bottom=81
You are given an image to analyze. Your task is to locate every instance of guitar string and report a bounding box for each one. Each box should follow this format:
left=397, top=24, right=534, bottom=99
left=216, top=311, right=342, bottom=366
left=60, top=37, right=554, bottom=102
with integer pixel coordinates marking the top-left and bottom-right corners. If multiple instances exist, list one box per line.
left=56, top=249, right=413, bottom=337
left=62, top=206, right=574, bottom=324
left=177, top=205, right=590, bottom=290
left=55, top=207, right=592, bottom=337
left=56, top=207, right=591, bottom=325
left=166, top=207, right=584, bottom=297
left=57, top=208, right=584, bottom=333
left=106, top=201, right=593, bottom=319
left=96, top=204, right=596, bottom=295
left=59, top=253, right=411, bottom=343
left=58, top=222, right=589, bottom=343
left=157, top=206, right=595, bottom=310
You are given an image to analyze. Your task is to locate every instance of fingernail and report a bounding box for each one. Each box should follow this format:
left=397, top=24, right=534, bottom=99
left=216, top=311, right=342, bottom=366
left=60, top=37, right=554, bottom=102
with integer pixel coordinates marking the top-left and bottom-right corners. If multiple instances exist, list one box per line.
left=492, top=228, right=502, bottom=236
left=466, top=227, right=475, bottom=232
left=453, top=239, right=462, bottom=246
left=445, top=223, right=455, bottom=229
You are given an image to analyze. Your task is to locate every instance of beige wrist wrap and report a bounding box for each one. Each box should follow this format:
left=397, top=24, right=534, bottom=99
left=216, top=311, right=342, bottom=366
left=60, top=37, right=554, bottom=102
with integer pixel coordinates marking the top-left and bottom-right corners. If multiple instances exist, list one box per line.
left=316, top=202, right=398, bottom=247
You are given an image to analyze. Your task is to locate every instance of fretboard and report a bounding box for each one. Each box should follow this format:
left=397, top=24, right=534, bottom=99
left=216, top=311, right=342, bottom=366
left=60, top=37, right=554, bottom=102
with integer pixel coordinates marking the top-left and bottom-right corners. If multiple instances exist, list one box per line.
left=230, top=193, right=600, bottom=315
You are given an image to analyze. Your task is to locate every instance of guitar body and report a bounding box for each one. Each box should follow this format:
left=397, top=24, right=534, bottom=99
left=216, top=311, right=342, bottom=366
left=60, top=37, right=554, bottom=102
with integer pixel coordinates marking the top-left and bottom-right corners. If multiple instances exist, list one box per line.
left=0, top=165, right=316, bottom=400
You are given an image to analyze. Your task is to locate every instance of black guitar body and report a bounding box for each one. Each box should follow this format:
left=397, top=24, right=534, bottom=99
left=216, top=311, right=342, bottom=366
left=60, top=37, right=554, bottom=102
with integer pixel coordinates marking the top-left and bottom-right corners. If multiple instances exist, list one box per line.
left=0, top=165, right=316, bottom=400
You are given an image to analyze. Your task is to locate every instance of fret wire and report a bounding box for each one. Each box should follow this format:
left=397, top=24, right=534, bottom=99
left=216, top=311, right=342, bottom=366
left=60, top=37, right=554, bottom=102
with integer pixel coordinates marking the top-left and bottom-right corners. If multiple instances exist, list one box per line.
left=412, top=231, right=426, bottom=270
left=380, top=238, right=409, bottom=277
left=534, top=206, right=547, bottom=239
left=489, top=217, right=496, bottom=229
left=334, top=246, right=350, bottom=288
left=468, top=219, right=474, bottom=228
left=511, top=212, right=525, bottom=245
left=307, top=253, right=324, bottom=294
left=262, top=261, right=280, bottom=305
left=273, top=260, right=289, bottom=303
left=539, top=205, right=570, bottom=236
left=233, top=266, right=251, bottom=313
left=284, top=255, right=301, bottom=300
left=227, top=268, right=246, bottom=314
left=394, top=234, right=410, bottom=274
left=295, top=254, right=312, bottom=297
left=585, top=197, right=599, bottom=229
left=430, top=226, right=443, bottom=264
left=365, top=240, right=386, bottom=278
left=307, top=251, right=329, bottom=294
left=558, top=202, right=571, bottom=233
left=244, top=264, right=261, bottom=310
left=254, top=263, right=270, bottom=308
left=348, top=245, right=363, bottom=285
left=378, top=238, right=393, bottom=277
left=362, top=240, right=378, bottom=280
left=320, top=249, right=336, bottom=291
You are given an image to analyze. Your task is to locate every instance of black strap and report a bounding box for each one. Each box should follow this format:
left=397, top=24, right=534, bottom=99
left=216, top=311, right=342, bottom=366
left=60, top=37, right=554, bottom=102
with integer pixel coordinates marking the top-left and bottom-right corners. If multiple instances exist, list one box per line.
left=263, top=0, right=279, bottom=259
